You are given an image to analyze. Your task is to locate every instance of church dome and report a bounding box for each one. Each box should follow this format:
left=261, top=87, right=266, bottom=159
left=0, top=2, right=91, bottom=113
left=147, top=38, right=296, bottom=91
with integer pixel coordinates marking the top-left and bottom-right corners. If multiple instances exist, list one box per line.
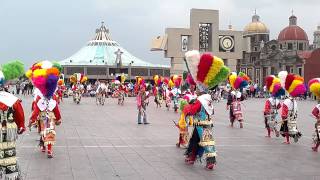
left=243, top=14, right=269, bottom=36
left=278, top=15, right=308, bottom=41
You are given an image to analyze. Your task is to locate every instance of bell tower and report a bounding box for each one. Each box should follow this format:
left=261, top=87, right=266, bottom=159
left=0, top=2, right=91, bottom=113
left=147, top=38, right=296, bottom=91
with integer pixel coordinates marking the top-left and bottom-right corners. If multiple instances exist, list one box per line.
left=313, top=25, right=320, bottom=49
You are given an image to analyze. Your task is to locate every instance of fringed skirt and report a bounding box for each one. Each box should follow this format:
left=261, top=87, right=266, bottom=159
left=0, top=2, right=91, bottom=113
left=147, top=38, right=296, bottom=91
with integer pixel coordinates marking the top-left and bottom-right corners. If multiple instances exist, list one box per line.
left=0, top=127, right=20, bottom=180
left=185, top=126, right=216, bottom=164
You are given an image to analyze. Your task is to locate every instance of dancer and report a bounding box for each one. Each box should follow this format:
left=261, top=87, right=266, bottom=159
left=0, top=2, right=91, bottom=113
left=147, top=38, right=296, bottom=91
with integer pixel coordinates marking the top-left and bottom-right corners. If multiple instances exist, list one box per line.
left=0, top=61, right=25, bottom=179
left=171, top=75, right=182, bottom=112
left=278, top=71, right=305, bottom=144
left=96, top=80, right=108, bottom=105
left=70, top=73, right=87, bottom=104
left=27, top=61, right=62, bottom=158
left=136, top=77, right=150, bottom=124
left=309, top=78, right=320, bottom=152
left=116, top=75, right=127, bottom=106
left=183, top=50, right=230, bottom=170
left=227, top=72, right=249, bottom=128
left=263, top=75, right=285, bottom=137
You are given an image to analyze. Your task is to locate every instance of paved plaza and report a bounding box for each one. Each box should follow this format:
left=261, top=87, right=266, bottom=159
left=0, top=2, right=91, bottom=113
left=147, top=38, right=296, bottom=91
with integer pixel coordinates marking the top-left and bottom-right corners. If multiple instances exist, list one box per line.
left=16, top=96, right=320, bottom=180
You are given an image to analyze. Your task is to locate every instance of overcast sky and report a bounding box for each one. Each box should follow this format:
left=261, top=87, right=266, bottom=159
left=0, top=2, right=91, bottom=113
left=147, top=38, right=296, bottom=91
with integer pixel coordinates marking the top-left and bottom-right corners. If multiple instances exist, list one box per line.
left=0, top=0, right=319, bottom=67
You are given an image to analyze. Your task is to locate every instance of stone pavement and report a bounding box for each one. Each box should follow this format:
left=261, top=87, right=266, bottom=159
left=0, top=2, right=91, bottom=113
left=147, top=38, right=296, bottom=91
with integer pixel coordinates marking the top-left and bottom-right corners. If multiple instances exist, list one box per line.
left=16, top=96, right=320, bottom=180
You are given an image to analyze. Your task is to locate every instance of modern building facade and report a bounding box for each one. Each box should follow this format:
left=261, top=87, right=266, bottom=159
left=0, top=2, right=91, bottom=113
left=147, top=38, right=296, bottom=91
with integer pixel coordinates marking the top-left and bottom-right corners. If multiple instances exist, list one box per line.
left=151, top=9, right=246, bottom=75
left=60, top=23, right=170, bottom=80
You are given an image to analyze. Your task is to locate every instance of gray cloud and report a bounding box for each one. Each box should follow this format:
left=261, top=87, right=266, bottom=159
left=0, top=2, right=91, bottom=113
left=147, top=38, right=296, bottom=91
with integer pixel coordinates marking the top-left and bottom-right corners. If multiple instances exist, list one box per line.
left=0, top=0, right=319, bottom=68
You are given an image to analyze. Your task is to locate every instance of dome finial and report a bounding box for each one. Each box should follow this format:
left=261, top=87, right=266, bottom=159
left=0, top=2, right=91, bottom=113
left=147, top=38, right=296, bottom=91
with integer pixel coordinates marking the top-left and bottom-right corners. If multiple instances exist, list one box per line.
left=289, top=11, right=297, bottom=26
left=252, top=9, right=260, bottom=22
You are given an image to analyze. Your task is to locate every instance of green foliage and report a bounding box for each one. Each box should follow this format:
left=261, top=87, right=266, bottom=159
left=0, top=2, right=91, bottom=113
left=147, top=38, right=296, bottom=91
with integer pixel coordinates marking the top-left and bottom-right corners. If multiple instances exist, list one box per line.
left=1, top=60, right=25, bottom=80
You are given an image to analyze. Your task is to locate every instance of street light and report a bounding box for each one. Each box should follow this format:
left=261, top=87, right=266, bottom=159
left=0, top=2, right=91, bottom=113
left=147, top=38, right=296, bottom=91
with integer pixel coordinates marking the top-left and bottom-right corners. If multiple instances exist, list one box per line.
left=129, top=61, right=134, bottom=83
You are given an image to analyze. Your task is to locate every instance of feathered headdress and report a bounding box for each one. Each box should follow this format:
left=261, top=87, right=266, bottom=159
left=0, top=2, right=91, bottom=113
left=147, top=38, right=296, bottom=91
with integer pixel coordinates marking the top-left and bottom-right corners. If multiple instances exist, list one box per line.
left=57, top=79, right=64, bottom=86
left=116, top=74, right=126, bottom=84
left=265, top=75, right=285, bottom=98
left=135, top=76, right=145, bottom=87
left=169, top=75, right=182, bottom=88
left=26, top=60, right=60, bottom=98
left=308, top=78, right=320, bottom=99
left=0, top=60, right=24, bottom=85
left=185, top=51, right=230, bottom=91
left=70, top=73, right=87, bottom=84
left=228, top=72, right=249, bottom=90
left=281, top=72, right=306, bottom=97
left=153, top=75, right=159, bottom=86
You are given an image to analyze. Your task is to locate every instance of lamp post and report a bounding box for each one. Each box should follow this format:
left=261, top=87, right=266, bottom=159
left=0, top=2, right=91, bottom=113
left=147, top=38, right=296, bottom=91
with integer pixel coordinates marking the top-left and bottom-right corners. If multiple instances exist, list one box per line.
left=129, top=61, right=134, bottom=83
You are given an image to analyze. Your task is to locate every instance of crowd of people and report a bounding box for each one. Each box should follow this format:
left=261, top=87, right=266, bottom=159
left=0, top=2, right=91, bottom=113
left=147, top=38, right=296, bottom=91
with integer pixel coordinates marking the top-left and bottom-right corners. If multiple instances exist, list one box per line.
left=0, top=50, right=319, bottom=180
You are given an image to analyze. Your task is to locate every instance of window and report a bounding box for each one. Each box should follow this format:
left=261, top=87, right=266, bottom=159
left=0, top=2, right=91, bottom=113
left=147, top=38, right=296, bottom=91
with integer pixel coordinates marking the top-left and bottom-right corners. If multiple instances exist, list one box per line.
left=164, top=69, right=170, bottom=77
left=288, top=43, right=293, bottom=50
left=199, top=23, right=212, bottom=52
left=255, top=68, right=260, bottom=85
left=298, top=67, right=302, bottom=76
left=290, top=67, right=294, bottom=73
left=299, top=43, right=303, bottom=50
left=87, top=67, right=107, bottom=75
left=131, top=68, right=148, bottom=76
left=66, top=67, right=84, bottom=75
left=240, top=68, right=246, bottom=74
left=280, top=44, right=282, bottom=49
left=271, top=67, right=275, bottom=75
left=150, top=69, right=163, bottom=76
left=250, top=56, right=256, bottom=63
left=254, top=47, right=258, bottom=51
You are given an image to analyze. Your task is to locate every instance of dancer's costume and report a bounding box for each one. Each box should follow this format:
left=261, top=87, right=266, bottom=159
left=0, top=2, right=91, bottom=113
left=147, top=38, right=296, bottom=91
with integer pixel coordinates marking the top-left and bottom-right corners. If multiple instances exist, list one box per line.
left=176, top=93, right=196, bottom=148
left=170, top=75, right=182, bottom=112
left=26, top=61, right=62, bottom=158
left=183, top=51, right=230, bottom=170
left=0, top=61, right=25, bottom=180
left=308, top=78, right=320, bottom=152
left=115, top=75, right=127, bottom=105
left=263, top=75, right=285, bottom=137
left=227, top=72, right=249, bottom=128
left=136, top=77, right=150, bottom=124
left=227, top=90, right=244, bottom=128
left=55, top=79, right=65, bottom=104
left=70, top=73, right=87, bottom=104
left=96, top=80, right=108, bottom=105
left=278, top=71, right=305, bottom=144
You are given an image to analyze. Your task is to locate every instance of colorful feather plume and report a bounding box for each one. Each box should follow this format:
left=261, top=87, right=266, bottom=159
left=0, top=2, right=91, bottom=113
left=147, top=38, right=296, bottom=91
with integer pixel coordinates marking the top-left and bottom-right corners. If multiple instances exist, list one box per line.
left=169, top=75, right=182, bottom=88
left=284, top=73, right=306, bottom=97
left=58, top=79, right=64, bottom=86
left=185, top=51, right=230, bottom=91
left=278, top=71, right=288, bottom=88
left=308, top=78, right=320, bottom=98
left=70, top=73, right=87, bottom=84
left=265, top=75, right=285, bottom=97
left=153, top=75, right=159, bottom=86
left=116, top=74, right=126, bottom=84
left=0, top=60, right=24, bottom=84
left=26, top=60, right=61, bottom=98
left=228, top=72, right=249, bottom=90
